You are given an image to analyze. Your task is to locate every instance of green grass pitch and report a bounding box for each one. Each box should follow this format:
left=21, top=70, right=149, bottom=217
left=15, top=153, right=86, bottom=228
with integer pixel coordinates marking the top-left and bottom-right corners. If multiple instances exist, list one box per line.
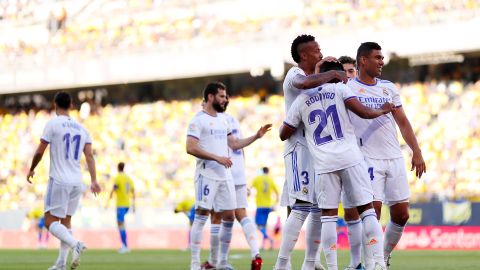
left=0, top=249, right=478, bottom=270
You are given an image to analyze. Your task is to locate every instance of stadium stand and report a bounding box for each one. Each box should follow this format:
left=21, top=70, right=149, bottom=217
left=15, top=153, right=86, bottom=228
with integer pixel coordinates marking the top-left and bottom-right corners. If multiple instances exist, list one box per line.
left=1, top=80, right=479, bottom=215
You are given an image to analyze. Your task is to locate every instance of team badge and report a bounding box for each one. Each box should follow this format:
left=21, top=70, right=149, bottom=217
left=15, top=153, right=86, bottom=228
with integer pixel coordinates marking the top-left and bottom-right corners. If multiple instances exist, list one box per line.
left=302, top=187, right=308, bottom=195
left=359, top=88, right=366, bottom=93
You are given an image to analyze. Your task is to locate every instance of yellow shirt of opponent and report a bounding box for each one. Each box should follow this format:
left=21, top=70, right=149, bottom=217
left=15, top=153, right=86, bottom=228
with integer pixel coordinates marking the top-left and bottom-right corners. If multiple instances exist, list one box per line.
left=252, top=175, right=278, bottom=208
left=113, top=173, right=135, bottom=207
left=175, top=198, right=195, bottom=213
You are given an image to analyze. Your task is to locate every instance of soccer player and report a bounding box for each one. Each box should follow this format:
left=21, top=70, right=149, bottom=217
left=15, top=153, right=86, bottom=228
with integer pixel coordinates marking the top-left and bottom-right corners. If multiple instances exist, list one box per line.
left=337, top=55, right=366, bottom=270
left=275, top=34, right=347, bottom=270
left=280, top=61, right=394, bottom=270
left=27, top=205, right=49, bottom=249
left=186, top=82, right=271, bottom=270
left=251, top=167, right=279, bottom=250
left=339, top=56, right=357, bottom=80
left=174, top=197, right=196, bottom=250
left=346, top=42, right=426, bottom=269
left=107, top=162, right=135, bottom=253
left=223, top=96, right=264, bottom=270
left=27, top=91, right=100, bottom=270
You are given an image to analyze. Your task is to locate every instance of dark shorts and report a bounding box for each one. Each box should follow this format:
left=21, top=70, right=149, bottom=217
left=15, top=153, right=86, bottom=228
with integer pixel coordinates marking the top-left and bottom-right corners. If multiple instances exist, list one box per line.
left=37, top=217, right=45, bottom=229
left=188, top=206, right=195, bottom=223
left=117, top=207, right=129, bottom=223
left=255, top=207, right=272, bottom=226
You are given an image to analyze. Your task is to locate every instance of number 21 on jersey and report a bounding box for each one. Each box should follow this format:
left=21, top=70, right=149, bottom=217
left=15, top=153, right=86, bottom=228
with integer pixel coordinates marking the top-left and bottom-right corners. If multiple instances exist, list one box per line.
left=308, top=104, right=344, bottom=145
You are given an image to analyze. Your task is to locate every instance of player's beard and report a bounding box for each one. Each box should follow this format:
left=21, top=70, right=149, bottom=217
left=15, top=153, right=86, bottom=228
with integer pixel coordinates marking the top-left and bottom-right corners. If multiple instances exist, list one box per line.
left=212, top=99, right=225, bottom=113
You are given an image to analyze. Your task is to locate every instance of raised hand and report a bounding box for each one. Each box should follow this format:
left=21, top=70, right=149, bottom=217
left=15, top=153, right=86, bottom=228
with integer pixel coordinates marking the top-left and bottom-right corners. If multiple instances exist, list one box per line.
left=256, top=124, right=273, bottom=139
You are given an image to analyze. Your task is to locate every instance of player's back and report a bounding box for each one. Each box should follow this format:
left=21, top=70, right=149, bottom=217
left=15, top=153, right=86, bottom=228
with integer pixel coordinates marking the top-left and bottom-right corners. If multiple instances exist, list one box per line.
left=296, top=83, right=363, bottom=173
left=252, top=175, right=277, bottom=207
left=114, top=173, right=133, bottom=207
left=42, top=115, right=91, bottom=185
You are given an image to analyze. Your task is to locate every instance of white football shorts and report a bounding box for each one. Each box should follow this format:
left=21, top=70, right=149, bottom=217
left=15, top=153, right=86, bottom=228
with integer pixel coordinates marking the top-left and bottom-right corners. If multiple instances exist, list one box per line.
left=234, top=184, right=248, bottom=209
left=316, top=162, right=374, bottom=209
left=365, top=156, right=410, bottom=206
left=281, top=143, right=315, bottom=206
left=44, top=177, right=84, bottom=218
left=194, top=174, right=236, bottom=212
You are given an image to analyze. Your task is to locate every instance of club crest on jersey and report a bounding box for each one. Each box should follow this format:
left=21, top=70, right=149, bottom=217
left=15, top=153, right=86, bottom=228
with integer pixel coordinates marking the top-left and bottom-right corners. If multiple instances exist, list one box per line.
left=302, top=187, right=308, bottom=195
left=359, top=88, right=366, bottom=93
left=382, top=88, right=389, bottom=96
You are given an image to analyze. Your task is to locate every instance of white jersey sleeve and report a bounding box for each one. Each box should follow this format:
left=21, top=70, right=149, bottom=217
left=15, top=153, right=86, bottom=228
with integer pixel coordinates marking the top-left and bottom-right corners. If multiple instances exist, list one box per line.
left=284, top=94, right=304, bottom=130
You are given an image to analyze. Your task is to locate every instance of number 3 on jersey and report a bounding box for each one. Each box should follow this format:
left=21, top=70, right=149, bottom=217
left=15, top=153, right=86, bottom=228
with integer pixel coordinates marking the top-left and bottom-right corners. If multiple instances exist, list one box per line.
left=308, top=104, right=344, bottom=145
left=63, top=133, right=81, bottom=160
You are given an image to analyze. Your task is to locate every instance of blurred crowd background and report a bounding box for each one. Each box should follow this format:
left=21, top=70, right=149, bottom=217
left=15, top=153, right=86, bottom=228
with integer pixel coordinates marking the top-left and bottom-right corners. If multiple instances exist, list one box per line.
left=1, top=79, right=479, bottom=214
left=0, top=0, right=480, bottom=228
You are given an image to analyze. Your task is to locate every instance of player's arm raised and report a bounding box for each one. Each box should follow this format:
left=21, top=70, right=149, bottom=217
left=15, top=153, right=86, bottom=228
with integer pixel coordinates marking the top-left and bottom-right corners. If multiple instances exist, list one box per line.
left=293, top=69, right=347, bottom=89
left=346, top=98, right=395, bottom=119
left=227, top=124, right=272, bottom=150
left=84, top=143, right=101, bottom=195
left=186, top=136, right=232, bottom=168
left=27, top=140, right=49, bottom=183
left=392, top=107, right=426, bottom=178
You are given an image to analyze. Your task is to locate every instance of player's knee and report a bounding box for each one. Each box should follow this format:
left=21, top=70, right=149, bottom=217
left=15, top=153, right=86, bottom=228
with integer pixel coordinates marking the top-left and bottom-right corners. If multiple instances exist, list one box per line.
left=392, top=211, right=409, bottom=226
left=222, top=211, right=235, bottom=222
left=344, top=208, right=360, bottom=221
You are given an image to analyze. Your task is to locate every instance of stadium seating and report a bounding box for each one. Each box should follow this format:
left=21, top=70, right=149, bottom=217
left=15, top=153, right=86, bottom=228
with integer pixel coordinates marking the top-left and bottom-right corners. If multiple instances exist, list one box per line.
left=1, top=0, right=479, bottom=59
left=1, top=80, right=479, bottom=213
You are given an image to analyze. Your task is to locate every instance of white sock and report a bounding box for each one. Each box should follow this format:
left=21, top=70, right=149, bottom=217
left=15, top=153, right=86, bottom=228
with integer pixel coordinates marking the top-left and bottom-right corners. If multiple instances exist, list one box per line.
left=240, top=217, right=260, bottom=258
left=48, top=222, right=77, bottom=248
left=346, top=219, right=362, bottom=267
left=190, top=215, right=208, bottom=266
left=315, top=245, right=323, bottom=267
left=321, top=216, right=338, bottom=270
left=360, top=209, right=386, bottom=268
left=219, top=220, right=234, bottom=263
left=302, top=209, right=322, bottom=270
left=384, top=221, right=404, bottom=259
left=55, top=229, right=72, bottom=266
left=209, top=224, right=221, bottom=265
left=274, top=206, right=309, bottom=270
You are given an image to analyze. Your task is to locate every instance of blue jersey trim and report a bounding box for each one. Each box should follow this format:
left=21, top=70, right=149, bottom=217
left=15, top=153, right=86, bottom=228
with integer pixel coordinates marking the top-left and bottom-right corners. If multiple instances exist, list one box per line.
left=344, top=96, right=357, bottom=102
left=283, top=121, right=297, bottom=130
left=355, top=77, right=377, bottom=86
left=187, top=134, right=199, bottom=140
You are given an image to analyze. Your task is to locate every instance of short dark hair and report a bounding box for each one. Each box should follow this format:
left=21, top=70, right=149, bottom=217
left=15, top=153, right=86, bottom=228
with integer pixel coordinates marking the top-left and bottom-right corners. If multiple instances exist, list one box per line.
left=262, top=167, right=269, bottom=174
left=338, top=56, right=356, bottom=65
left=291, top=34, right=315, bottom=63
left=203, top=82, right=226, bottom=102
left=319, top=61, right=344, bottom=83
left=54, top=92, right=71, bottom=110
left=118, top=162, right=125, bottom=172
left=356, top=42, right=382, bottom=64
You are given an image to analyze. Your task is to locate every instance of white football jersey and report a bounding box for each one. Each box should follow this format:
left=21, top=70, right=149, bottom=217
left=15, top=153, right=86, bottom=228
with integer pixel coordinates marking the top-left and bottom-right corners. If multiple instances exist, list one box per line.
left=187, top=111, right=233, bottom=181
left=346, top=78, right=403, bottom=159
left=283, top=66, right=309, bottom=155
left=284, top=83, right=363, bottom=173
left=41, top=115, right=92, bottom=186
left=224, top=113, right=247, bottom=185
